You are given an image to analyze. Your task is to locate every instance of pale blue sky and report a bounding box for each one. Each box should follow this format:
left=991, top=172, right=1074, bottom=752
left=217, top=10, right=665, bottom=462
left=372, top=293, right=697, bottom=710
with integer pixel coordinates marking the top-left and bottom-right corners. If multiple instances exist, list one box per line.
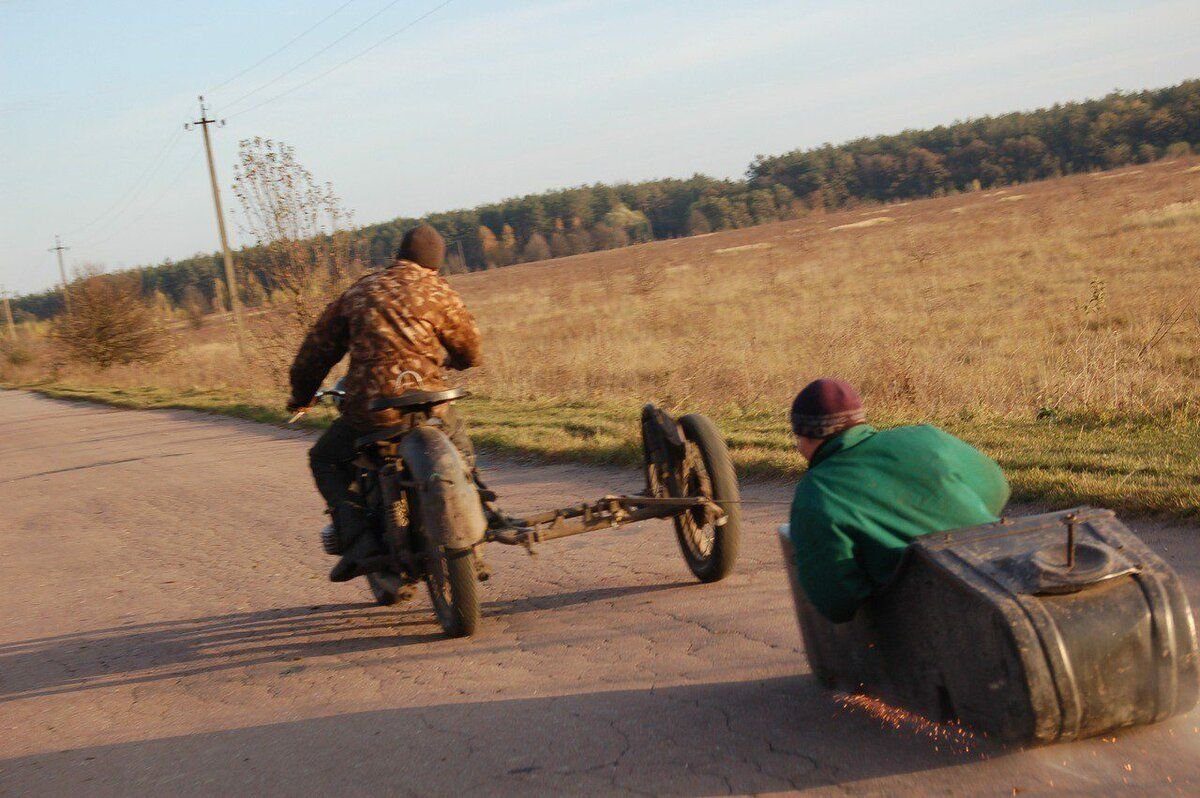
left=2, top=0, right=1198, bottom=295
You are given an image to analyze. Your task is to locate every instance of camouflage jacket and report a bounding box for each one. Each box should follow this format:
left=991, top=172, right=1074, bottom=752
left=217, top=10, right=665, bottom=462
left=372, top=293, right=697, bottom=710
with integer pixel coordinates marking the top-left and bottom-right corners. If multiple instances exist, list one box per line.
left=288, top=260, right=482, bottom=429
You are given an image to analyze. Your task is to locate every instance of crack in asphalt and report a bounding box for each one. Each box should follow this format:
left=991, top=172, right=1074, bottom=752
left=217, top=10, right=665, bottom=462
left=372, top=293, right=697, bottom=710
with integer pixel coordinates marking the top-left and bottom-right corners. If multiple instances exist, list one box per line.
left=0, top=452, right=187, bottom=484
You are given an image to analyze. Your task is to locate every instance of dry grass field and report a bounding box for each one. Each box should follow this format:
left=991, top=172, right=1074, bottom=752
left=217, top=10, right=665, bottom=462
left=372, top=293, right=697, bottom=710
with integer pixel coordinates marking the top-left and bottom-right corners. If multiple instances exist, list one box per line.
left=5, top=156, right=1200, bottom=515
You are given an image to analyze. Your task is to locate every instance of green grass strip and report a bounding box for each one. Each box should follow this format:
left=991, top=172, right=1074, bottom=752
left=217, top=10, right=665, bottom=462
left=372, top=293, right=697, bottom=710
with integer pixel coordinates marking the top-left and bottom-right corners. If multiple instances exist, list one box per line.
left=6, top=381, right=1198, bottom=519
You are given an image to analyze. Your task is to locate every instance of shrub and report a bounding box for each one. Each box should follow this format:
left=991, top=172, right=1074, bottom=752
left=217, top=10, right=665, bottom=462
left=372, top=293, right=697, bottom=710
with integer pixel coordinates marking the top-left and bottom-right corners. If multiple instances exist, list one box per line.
left=3, top=343, right=33, bottom=366
left=52, top=272, right=169, bottom=369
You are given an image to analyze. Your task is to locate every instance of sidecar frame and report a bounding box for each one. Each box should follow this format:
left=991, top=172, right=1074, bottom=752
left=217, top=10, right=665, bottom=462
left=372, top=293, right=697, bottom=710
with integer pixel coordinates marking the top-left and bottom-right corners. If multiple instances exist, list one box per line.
left=482, top=404, right=739, bottom=579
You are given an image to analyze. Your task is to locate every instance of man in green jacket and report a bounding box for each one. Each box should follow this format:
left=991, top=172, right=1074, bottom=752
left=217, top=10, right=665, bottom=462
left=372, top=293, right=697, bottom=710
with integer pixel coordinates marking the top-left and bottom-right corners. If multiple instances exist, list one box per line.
left=788, top=378, right=1010, bottom=623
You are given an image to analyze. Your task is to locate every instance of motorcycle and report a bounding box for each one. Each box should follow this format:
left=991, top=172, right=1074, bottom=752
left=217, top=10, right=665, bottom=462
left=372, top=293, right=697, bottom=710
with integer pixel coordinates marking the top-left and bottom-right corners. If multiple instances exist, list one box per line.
left=293, top=385, right=742, bottom=638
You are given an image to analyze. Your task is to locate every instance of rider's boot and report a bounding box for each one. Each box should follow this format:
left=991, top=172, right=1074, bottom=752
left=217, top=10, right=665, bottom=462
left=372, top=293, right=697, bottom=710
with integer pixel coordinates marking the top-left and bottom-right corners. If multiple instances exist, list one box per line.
left=328, top=501, right=383, bottom=583
left=473, top=472, right=509, bottom=530
left=471, top=472, right=501, bottom=581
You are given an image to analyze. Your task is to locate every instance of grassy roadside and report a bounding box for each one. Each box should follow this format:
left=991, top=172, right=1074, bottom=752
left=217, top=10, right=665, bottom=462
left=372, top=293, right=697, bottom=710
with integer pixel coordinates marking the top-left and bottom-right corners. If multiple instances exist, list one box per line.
left=6, top=381, right=1197, bottom=519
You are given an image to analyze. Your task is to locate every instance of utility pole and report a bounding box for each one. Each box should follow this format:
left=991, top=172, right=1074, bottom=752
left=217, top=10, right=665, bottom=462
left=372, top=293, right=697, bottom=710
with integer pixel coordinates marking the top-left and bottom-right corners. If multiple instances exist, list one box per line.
left=186, top=95, right=245, bottom=355
left=48, top=235, right=72, bottom=314
left=443, top=236, right=468, bottom=273
left=1, top=285, right=16, bottom=340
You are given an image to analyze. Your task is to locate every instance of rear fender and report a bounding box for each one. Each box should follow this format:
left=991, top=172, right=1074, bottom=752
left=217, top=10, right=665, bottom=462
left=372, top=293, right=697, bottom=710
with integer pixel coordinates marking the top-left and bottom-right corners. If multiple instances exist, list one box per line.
left=641, top=403, right=685, bottom=496
left=399, top=425, right=486, bottom=552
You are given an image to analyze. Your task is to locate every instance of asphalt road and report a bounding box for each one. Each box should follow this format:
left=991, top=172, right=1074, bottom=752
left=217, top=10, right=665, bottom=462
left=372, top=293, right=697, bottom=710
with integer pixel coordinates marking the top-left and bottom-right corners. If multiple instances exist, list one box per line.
left=2, top=390, right=1198, bottom=796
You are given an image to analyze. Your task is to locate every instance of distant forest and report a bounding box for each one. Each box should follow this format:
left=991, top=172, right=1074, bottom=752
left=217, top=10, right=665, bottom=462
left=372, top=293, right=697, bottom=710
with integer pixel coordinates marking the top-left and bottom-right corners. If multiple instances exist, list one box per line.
left=14, top=79, right=1200, bottom=319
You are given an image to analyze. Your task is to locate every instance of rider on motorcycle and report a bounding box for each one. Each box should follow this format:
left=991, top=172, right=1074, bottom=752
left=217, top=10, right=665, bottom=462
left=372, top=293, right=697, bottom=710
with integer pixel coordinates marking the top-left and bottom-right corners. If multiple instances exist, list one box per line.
left=287, top=224, right=482, bottom=582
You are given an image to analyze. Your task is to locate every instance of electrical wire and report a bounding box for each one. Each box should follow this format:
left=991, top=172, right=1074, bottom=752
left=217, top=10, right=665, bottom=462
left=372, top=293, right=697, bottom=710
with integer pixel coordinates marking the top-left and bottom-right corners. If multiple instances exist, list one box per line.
left=217, top=0, right=410, bottom=114
left=226, top=0, right=454, bottom=119
left=76, top=154, right=195, bottom=250
left=63, top=127, right=184, bottom=238
left=205, top=0, right=358, bottom=95
left=60, top=1, right=456, bottom=277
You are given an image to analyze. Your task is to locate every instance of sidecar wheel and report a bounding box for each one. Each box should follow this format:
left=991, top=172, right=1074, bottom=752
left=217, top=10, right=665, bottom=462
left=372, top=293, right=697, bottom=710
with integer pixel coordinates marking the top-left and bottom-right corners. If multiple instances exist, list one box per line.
left=673, top=413, right=742, bottom=583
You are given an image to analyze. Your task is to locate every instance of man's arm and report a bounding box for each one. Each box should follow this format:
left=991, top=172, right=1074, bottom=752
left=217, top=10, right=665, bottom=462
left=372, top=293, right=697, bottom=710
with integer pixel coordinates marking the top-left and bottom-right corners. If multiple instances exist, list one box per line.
left=789, top=497, right=872, bottom=623
left=288, top=296, right=349, bottom=410
left=435, top=282, right=482, bottom=371
left=973, top=450, right=1011, bottom=517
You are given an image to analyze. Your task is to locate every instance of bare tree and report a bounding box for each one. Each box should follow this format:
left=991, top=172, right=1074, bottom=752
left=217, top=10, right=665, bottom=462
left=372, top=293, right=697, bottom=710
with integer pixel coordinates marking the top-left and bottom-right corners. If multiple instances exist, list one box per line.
left=52, top=268, right=169, bottom=369
left=232, top=137, right=361, bottom=385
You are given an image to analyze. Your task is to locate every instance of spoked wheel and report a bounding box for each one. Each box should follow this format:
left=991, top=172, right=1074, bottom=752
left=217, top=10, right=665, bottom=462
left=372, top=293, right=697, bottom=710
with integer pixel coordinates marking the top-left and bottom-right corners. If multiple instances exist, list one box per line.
left=671, top=414, right=741, bottom=582
left=425, top=548, right=479, bottom=638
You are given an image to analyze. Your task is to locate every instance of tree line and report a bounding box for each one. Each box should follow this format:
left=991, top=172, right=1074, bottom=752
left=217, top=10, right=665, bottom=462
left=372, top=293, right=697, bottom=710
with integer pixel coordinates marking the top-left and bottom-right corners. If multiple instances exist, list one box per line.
left=14, top=79, right=1200, bottom=319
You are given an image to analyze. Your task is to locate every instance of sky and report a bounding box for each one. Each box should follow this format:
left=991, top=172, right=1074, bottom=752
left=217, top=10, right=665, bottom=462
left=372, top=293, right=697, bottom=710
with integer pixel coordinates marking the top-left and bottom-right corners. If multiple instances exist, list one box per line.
left=2, top=0, right=1199, bottom=296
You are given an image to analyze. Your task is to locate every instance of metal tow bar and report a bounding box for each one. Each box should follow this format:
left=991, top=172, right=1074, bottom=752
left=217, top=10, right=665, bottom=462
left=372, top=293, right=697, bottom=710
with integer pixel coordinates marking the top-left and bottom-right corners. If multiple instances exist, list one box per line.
left=486, top=494, right=724, bottom=553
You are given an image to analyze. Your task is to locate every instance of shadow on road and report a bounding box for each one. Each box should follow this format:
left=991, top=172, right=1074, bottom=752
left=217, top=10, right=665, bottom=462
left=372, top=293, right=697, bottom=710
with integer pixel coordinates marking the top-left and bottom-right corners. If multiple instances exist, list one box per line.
left=482, top=580, right=689, bottom=615
left=0, top=582, right=688, bottom=703
left=0, top=675, right=1008, bottom=794
left=0, top=603, right=438, bottom=702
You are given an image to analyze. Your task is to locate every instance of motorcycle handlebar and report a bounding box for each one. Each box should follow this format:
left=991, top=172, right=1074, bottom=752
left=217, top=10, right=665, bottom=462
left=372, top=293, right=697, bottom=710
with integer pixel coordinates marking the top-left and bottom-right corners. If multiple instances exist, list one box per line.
left=287, top=387, right=347, bottom=424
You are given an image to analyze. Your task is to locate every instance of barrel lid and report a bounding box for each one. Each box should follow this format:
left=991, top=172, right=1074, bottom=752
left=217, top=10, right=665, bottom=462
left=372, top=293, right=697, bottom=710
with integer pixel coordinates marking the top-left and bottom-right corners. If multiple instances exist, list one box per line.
left=914, top=507, right=1139, bottom=596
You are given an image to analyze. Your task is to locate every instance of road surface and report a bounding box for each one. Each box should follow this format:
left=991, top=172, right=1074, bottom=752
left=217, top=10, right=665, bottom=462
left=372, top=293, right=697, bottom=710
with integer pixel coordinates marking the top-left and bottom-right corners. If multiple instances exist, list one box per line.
left=1, top=390, right=1198, bottom=796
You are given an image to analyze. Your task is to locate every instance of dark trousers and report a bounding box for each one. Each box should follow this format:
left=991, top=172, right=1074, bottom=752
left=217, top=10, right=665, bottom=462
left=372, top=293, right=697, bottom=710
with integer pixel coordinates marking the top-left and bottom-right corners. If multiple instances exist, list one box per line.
left=308, top=408, right=476, bottom=508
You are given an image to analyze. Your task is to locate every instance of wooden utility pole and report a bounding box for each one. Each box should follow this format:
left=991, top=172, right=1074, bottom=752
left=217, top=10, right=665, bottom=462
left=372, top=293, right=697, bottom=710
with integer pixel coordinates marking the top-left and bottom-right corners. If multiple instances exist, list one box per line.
left=1, top=285, right=16, bottom=340
left=187, top=95, right=245, bottom=355
left=48, top=235, right=72, bottom=314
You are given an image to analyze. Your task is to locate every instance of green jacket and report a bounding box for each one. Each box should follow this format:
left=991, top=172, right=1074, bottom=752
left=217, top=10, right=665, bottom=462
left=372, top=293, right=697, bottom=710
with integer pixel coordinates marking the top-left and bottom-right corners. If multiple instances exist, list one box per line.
left=789, top=424, right=1009, bottom=623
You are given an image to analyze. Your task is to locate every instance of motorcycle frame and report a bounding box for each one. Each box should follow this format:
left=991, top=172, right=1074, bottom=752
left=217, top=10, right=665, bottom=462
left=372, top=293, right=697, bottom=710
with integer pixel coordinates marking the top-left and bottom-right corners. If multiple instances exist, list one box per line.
left=334, top=398, right=725, bottom=564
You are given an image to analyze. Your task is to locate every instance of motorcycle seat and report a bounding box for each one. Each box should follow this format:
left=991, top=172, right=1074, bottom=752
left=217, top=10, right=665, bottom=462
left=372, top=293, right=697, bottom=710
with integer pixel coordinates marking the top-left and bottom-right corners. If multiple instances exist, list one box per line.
left=355, top=389, right=469, bottom=451
left=354, top=426, right=410, bottom=449
left=368, top=387, right=468, bottom=412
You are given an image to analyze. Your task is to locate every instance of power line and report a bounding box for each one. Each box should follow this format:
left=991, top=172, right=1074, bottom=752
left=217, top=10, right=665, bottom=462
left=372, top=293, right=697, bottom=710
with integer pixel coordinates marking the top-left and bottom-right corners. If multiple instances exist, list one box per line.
left=205, top=0, right=359, bottom=95
left=227, top=0, right=455, bottom=120
left=64, top=127, right=184, bottom=237
left=75, top=155, right=193, bottom=249
left=217, top=0, right=410, bottom=114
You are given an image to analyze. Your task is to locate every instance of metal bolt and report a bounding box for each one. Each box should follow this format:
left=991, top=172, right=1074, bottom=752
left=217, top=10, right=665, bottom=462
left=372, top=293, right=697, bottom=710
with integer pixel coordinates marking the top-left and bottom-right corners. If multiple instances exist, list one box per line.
left=1064, top=512, right=1078, bottom=569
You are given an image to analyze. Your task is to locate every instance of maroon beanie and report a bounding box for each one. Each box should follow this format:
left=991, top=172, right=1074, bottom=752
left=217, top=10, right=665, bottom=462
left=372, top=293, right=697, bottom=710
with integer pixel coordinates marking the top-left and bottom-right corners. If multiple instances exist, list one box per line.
left=790, top=378, right=866, bottom=438
left=396, top=224, right=445, bottom=271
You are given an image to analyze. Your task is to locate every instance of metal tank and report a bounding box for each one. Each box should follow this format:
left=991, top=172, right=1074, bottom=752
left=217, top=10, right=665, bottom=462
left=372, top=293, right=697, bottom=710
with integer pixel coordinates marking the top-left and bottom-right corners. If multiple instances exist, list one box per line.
left=779, top=507, right=1199, bottom=744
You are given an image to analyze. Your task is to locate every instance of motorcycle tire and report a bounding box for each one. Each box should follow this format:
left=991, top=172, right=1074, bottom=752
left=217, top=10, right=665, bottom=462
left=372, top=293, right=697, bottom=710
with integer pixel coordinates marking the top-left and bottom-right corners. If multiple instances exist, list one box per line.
left=426, top=548, right=479, bottom=638
left=673, top=413, right=741, bottom=583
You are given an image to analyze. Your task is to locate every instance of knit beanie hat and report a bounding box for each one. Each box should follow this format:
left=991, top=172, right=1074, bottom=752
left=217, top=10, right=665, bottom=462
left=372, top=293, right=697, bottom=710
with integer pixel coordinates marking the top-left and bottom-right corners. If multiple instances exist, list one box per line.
left=396, top=224, right=445, bottom=271
left=790, top=378, right=866, bottom=438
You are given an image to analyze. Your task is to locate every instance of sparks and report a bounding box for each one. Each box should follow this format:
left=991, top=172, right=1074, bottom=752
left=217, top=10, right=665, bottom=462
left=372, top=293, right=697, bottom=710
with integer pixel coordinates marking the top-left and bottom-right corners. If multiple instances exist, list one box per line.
left=835, top=692, right=980, bottom=754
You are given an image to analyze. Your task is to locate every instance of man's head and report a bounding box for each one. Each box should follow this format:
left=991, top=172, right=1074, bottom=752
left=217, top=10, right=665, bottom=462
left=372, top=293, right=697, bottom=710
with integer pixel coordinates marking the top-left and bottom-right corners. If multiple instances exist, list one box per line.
left=396, top=224, right=445, bottom=271
left=790, top=378, right=866, bottom=463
